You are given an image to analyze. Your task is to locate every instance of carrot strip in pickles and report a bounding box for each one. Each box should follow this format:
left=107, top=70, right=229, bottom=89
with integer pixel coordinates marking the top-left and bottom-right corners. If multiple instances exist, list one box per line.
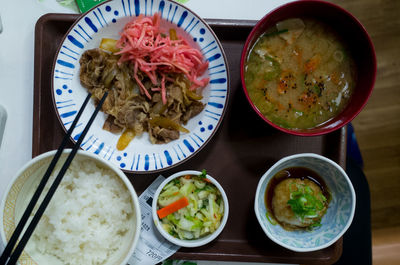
left=157, top=197, right=189, bottom=219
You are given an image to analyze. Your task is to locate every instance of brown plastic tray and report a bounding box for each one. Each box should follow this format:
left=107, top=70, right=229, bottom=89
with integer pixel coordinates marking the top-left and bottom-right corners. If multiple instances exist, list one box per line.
left=34, top=13, right=345, bottom=264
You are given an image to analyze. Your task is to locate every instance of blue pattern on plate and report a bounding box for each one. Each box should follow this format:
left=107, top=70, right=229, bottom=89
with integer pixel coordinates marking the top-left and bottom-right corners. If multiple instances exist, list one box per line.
left=158, top=153, right=163, bottom=167
left=74, top=29, right=89, bottom=42
left=144, top=154, right=150, bottom=170
left=193, top=133, right=204, bottom=143
left=189, top=135, right=200, bottom=147
left=183, top=139, right=194, bottom=152
left=172, top=146, right=181, bottom=160
left=85, top=138, right=98, bottom=151
left=184, top=17, right=195, bottom=31
left=77, top=25, right=92, bottom=40
left=120, top=1, right=127, bottom=16
left=209, top=69, right=225, bottom=75
left=187, top=20, right=199, bottom=34
left=203, top=46, right=217, bottom=56
left=177, top=11, right=187, bottom=27
left=164, top=150, right=172, bottom=166
left=171, top=6, right=178, bottom=22
left=56, top=59, right=75, bottom=69
left=207, top=53, right=221, bottom=62
left=210, top=78, right=226, bottom=84
left=57, top=103, right=75, bottom=110
left=93, top=11, right=104, bottom=27
left=60, top=110, right=77, bottom=118
left=94, top=142, right=105, bottom=154
left=135, top=154, right=141, bottom=170
left=84, top=17, right=98, bottom=33
left=210, top=89, right=227, bottom=92
left=178, top=144, right=187, bottom=158
left=53, top=0, right=228, bottom=172
left=208, top=102, right=224, bottom=109
left=108, top=149, right=115, bottom=160
left=130, top=154, right=136, bottom=170
left=165, top=4, right=171, bottom=19
left=135, top=0, right=140, bottom=16
left=205, top=110, right=221, bottom=118
left=57, top=99, right=72, bottom=104
left=81, top=134, right=93, bottom=145
left=55, top=70, right=74, bottom=77
left=54, top=76, right=72, bottom=80
left=201, top=40, right=215, bottom=51
left=153, top=153, right=158, bottom=169
left=60, top=51, right=77, bottom=61
left=210, top=95, right=225, bottom=99
left=208, top=63, right=224, bottom=70
left=67, top=35, right=84, bottom=49
left=103, top=145, right=111, bottom=158
left=62, top=46, right=79, bottom=57
left=158, top=0, right=165, bottom=16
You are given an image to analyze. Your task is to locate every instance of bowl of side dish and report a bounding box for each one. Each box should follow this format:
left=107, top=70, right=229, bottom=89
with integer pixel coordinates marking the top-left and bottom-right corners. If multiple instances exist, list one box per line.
left=240, top=0, right=376, bottom=136
left=152, top=170, right=229, bottom=247
left=0, top=150, right=141, bottom=265
left=254, top=153, right=356, bottom=252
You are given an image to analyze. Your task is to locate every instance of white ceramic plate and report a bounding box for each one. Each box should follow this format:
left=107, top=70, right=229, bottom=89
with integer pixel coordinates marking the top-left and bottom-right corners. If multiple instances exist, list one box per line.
left=52, top=0, right=229, bottom=173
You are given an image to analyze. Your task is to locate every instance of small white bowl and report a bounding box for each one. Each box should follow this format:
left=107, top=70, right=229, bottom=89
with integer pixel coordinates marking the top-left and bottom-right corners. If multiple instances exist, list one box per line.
left=0, top=150, right=141, bottom=265
left=152, top=170, right=229, bottom=248
left=254, top=153, right=356, bottom=252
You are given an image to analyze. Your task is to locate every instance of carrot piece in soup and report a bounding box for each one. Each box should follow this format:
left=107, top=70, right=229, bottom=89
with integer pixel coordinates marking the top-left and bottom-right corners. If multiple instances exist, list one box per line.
left=330, top=72, right=340, bottom=85
left=304, top=54, right=321, bottom=73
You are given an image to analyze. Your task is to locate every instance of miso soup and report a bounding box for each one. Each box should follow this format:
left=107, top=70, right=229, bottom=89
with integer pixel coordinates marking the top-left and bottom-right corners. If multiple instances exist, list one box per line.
left=244, top=18, right=356, bottom=129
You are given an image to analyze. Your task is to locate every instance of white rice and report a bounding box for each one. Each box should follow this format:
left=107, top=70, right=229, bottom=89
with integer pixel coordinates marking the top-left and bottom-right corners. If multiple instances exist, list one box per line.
left=25, top=158, right=135, bottom=265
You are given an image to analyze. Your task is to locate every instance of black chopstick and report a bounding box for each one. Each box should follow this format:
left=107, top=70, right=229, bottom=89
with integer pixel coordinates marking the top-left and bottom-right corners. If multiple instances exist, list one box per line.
left=0, top=93, right=91, bottom=265
left=0, top=92, right=108, bottom=265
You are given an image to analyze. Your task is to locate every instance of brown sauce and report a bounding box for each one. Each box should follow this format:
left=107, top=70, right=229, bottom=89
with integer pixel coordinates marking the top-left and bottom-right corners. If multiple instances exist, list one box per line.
left=265, top=166, right=331, bottom=230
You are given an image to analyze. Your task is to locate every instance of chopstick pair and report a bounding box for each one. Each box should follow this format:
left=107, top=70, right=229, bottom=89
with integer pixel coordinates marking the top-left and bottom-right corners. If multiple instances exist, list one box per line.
left=0, top=92, right=108, bottom=265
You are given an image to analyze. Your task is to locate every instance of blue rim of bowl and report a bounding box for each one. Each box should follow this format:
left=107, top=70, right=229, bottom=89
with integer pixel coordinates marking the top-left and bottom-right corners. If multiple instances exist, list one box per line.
left=254, top=153, right=356, bottom=252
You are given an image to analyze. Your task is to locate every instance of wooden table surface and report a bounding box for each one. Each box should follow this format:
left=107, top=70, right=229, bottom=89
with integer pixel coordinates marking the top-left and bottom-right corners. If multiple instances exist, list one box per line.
left=329, top=0, right=400, bottom=230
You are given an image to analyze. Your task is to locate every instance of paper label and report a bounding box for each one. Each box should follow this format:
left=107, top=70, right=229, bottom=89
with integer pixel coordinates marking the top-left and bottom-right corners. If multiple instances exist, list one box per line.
left=127, top=175, right=180, bottom=265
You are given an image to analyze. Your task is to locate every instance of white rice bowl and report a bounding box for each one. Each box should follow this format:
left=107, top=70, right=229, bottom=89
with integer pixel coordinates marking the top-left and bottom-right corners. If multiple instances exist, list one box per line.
left=0, top=150, right=141, bottom=265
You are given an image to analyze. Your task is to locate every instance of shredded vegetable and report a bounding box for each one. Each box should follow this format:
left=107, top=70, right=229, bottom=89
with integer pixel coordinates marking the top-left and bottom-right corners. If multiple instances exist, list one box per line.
left=116, top=13, right=210, bottom=104
left=157, top=171, right=224, bottom=240
left=157, top=197, right=190, bottom=219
